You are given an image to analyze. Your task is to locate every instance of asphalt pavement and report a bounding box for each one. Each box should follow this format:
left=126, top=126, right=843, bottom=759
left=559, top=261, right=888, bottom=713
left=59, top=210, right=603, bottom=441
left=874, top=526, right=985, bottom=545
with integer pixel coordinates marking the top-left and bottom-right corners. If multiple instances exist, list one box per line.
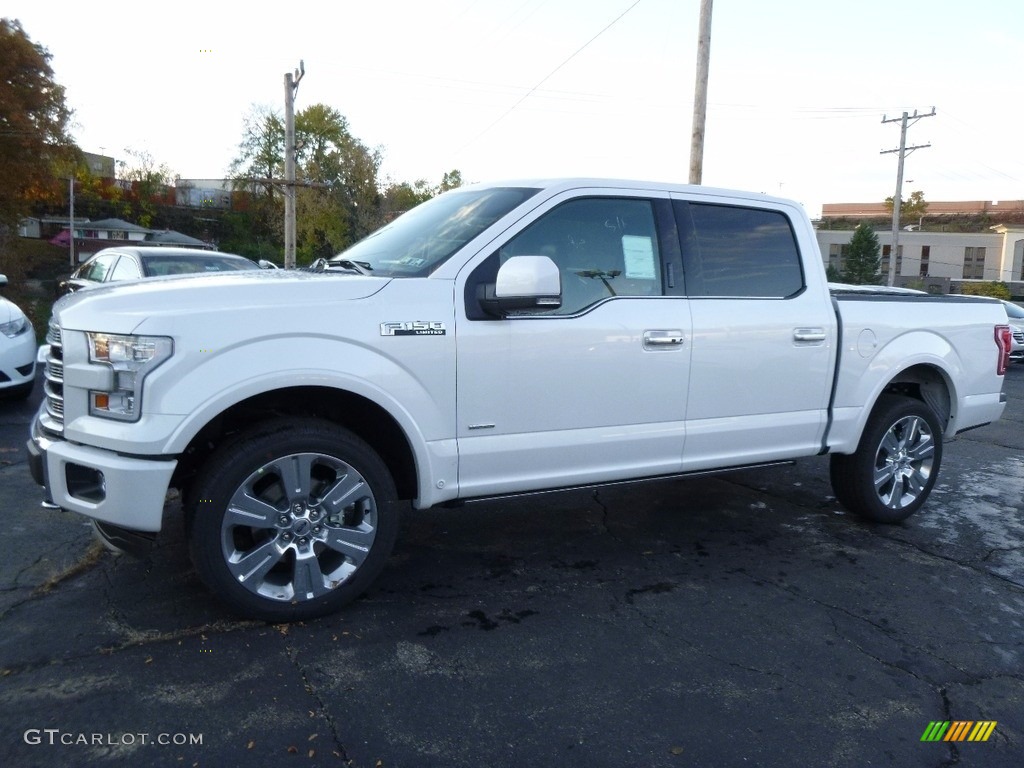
left=1, top=366, right=1022, bottom=767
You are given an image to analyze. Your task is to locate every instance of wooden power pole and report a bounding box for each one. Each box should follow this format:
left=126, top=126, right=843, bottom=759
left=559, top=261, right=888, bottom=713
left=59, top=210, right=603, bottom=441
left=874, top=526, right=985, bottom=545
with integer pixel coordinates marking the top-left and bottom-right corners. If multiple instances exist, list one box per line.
left=284, top=61, right=305, bottom=269
left=880, top=107, right=934, bottom=286
left=688, top=0, right=713, bottom=184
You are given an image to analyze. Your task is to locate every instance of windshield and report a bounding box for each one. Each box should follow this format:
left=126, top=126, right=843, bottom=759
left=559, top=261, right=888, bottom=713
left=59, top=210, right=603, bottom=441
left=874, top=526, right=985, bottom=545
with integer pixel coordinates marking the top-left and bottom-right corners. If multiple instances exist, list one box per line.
left=331, top=186, right=540, bottom=276
left=1004, top=301, right=1024, bottom=320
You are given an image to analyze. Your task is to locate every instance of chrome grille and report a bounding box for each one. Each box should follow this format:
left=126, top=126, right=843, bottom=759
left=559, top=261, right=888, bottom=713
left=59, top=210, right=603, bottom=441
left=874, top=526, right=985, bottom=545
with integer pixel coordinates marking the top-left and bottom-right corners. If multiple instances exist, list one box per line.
left=1013, top=329, right=1024, bottom=344
left=44, top=321, right=65, bottom=430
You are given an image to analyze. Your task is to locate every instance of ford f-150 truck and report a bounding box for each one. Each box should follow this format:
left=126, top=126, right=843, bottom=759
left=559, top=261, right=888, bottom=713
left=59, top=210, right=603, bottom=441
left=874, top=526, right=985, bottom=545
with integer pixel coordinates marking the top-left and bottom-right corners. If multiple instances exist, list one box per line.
left=27, top=179, right=1013, bottom=621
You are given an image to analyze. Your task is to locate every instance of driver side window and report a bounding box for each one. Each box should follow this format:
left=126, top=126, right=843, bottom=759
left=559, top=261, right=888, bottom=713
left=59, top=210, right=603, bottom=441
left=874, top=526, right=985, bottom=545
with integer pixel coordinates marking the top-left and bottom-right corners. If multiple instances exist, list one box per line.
left=498, top=197, right=663, bottom=315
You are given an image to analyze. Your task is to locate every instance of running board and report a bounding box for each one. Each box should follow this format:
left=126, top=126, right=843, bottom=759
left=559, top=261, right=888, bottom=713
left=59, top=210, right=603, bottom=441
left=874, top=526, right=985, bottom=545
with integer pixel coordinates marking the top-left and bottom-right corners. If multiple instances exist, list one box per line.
left=444, top=460, right=797, bottom=508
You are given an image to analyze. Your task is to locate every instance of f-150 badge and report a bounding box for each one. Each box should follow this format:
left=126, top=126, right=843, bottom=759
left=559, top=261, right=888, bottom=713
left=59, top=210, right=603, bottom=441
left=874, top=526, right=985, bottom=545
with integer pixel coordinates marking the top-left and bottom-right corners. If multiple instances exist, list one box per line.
left=380, top=321, right=447, bottom=336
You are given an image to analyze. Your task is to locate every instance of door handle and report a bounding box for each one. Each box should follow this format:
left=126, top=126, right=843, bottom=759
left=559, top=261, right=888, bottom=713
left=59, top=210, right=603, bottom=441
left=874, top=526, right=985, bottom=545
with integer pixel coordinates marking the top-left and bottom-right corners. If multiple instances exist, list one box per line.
left=793, top=328, right=827, bottom=343
left=643, top=330, right=685, bottom=350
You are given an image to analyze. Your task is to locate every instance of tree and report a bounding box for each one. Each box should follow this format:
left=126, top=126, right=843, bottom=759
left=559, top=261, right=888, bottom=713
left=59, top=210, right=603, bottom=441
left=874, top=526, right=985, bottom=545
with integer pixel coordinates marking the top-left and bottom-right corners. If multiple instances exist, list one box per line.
left=841, top=224, right=882, bottom=285
left=0, top=19, right=76, bottom=240
left=117, top=148, right=176, bottom=227
left=439, top=169, right=463, bottom=192
left=229, top=103, right=384, bottom=262
left=227, top=106, right=287, bottom=255
left=884, top=190, right=928, bottom=222
left=227, top=102, right=465, bottom=262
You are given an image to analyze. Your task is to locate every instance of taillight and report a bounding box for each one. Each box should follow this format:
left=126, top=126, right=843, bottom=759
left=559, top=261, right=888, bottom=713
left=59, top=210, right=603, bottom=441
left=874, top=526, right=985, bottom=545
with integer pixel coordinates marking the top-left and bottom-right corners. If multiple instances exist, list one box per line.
left=996, top=325, right=1011, bottom=375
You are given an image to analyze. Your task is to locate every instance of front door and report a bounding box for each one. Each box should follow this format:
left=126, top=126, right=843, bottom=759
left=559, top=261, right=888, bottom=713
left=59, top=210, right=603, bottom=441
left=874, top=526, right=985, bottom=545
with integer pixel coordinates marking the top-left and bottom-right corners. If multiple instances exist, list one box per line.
left=455, top=193, right=691, bottom=498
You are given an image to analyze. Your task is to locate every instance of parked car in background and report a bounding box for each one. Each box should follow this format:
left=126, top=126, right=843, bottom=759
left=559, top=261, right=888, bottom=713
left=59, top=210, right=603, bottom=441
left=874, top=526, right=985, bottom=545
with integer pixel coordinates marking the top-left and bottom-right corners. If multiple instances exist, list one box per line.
left=1003, top=300, right=1024, bottom=363
left=56, top=247, right=263, bottom=296
left=0, top=275, right=36, bottom=400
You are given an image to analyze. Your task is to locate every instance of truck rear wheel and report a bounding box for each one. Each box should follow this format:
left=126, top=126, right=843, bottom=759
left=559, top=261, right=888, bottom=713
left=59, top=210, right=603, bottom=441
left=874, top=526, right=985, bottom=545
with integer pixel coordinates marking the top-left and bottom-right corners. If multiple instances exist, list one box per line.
left=187, top=418, right=399, bottom=622
left=830, top=394, right=943, bottom=524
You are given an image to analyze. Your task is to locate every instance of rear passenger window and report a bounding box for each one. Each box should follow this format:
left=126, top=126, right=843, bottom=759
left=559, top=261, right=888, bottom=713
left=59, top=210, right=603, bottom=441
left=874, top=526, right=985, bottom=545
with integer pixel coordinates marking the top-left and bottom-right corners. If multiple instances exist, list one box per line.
left=679, top=203, right=803, bottom=298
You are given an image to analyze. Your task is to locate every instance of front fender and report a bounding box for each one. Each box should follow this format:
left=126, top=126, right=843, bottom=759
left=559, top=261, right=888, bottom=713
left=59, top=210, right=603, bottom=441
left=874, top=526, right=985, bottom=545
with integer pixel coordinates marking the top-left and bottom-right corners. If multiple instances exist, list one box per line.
left=157, top=336, right=456, bottom=500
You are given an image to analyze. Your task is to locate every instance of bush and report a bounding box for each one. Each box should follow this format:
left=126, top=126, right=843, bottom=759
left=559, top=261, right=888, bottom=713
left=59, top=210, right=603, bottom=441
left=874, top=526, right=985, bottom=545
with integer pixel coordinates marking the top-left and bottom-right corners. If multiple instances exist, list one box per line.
left=956, top=281, right=1012, bottom=300
left=0, top=237, right=65, bottom=344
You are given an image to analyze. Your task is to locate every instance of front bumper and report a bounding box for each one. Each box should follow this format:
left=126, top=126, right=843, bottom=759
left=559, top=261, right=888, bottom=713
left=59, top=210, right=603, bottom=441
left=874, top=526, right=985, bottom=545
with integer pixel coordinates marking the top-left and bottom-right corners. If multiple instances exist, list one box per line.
left=27, top=416, right=177, bottom=533
left=0, top=326, right=36, bottom=390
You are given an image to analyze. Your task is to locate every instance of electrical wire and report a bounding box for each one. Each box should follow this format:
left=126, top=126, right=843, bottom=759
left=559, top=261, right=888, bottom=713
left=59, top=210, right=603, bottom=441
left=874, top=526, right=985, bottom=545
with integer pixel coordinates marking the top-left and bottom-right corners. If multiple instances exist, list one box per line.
left=455, top=0, right=643, bottom=153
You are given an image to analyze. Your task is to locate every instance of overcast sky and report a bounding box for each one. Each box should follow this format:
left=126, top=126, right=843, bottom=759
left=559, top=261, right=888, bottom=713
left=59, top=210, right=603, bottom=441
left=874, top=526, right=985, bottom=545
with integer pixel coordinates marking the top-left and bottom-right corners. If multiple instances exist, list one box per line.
left=6, top=0, right=1023, bottom=217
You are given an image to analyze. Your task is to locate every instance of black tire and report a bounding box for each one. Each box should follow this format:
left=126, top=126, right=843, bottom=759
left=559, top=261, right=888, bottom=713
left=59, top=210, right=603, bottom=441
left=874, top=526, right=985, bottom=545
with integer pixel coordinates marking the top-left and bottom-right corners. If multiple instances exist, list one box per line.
left=187, top=418, right=399, bottom=622
left=830, top=394, right=943, bottom=524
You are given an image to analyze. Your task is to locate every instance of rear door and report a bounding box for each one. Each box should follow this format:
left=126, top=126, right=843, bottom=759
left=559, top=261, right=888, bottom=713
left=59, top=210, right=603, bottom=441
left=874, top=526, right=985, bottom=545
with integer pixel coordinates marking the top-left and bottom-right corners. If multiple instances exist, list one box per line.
left=672, top=197, right=836, bottom=471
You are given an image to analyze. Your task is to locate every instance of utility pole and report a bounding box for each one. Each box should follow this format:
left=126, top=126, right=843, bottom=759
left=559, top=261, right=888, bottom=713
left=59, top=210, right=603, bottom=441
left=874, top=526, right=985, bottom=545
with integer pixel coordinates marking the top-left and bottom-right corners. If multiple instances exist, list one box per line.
left=688, top=0, right=713, bottom=184
left=283, top=60, right=305, bottom=269
left=68, top=177, right=75, bottom=266
left=880, top=107, right=934, bottom=286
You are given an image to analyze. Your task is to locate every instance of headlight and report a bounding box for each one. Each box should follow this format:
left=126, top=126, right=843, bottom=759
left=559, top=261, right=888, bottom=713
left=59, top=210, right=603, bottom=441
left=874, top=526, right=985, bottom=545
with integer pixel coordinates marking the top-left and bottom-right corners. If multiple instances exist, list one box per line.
left=0, top=314, right=30, bottom=338
left=86, top=332, right=173, bottom=421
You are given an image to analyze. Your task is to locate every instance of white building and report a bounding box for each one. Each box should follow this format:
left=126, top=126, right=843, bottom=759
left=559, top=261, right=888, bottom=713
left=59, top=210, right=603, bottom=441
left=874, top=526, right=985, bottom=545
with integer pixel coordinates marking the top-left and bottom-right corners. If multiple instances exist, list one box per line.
left=815, top=226, right=1024, bottom=290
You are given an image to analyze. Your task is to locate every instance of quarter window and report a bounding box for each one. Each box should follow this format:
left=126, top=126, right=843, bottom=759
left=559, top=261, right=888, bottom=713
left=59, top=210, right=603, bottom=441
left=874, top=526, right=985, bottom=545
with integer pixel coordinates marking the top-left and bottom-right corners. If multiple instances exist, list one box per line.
left=81, top=253, right=118, bottom=282
left=109, top=256, right=142, bottom=281
left=679, top=203, right=803, bottom=298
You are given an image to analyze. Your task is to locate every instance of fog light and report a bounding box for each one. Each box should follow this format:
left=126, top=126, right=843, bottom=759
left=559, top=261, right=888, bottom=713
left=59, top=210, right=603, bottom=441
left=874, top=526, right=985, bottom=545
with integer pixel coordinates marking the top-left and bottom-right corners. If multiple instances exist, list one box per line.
left=65, top=464, right=106, bottom=503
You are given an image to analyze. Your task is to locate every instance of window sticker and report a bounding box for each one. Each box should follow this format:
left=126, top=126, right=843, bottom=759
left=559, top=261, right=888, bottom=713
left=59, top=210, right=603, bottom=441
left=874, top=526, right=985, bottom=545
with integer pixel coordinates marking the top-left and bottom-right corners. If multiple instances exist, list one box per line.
left=622, top=235, right=656, bottom=279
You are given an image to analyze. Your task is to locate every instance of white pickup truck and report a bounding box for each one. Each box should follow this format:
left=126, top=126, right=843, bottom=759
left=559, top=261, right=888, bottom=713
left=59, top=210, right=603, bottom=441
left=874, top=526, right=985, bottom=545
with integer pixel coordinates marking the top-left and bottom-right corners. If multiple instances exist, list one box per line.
left=28, top=179, right=1013, bottom=621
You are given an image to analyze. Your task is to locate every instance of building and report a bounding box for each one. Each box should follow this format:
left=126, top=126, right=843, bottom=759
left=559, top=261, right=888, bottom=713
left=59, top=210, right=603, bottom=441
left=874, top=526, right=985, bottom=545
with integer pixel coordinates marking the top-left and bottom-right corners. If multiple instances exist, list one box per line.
left=816, top=226, right=1024, bottom=294
left=175, top=179, right=233, bottom=210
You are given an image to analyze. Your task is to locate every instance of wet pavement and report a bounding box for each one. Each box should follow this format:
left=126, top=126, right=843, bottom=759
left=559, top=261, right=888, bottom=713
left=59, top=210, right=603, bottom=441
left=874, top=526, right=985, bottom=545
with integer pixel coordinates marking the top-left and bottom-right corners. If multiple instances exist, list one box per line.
left=1, top=367, right=1022, bottom=767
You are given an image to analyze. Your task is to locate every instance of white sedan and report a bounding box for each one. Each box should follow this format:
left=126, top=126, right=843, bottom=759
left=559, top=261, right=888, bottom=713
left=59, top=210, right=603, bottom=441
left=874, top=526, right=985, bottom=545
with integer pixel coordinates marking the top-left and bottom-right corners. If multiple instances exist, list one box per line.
left=0, top=275, right=36, bottom=400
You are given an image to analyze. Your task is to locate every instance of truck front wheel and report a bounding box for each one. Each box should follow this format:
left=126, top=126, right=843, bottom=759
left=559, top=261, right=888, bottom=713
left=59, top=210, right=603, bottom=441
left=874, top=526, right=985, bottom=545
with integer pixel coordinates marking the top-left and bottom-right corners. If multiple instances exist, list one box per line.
left=187, top=418, right=399, bottom=622
left=830, top=394, right=943, bottom=524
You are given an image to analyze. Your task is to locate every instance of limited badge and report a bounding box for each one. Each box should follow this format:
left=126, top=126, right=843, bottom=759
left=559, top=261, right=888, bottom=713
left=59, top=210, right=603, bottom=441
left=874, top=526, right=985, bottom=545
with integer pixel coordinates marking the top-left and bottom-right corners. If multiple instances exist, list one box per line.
left=380, top=321, right=447, bottom=336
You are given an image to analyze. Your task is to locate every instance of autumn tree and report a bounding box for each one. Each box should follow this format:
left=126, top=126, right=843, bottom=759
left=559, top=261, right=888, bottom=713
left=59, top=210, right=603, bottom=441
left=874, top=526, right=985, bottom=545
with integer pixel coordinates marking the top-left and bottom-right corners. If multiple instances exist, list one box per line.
left=229, top=104, right=382, bottom=262
left=228, top=103, right=465, bottom=263
left=885, top=190, right=928, bottom=222
left=0, top=19, right=77, bottom=245
left=117, top=148, right=176, bottom=227
left=841, top=224, right=882, bottom=285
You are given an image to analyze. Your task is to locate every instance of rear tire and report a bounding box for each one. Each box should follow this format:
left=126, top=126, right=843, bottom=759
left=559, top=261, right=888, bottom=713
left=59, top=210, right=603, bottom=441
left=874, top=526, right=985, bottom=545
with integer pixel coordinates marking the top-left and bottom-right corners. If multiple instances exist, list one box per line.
left=830, top=394, right=943, bottom=524
left=187, top=418, right=399, bottom=622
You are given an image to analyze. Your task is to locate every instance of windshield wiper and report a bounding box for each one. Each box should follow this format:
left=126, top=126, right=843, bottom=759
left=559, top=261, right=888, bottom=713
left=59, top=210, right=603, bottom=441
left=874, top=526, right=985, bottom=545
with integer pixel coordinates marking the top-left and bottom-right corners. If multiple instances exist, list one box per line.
left=331, top=259, right=373, bottom=275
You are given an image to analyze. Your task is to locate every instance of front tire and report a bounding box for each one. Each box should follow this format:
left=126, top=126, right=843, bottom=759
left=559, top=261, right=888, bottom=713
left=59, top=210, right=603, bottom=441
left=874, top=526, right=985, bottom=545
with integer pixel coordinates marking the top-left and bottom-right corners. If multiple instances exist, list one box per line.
left=187, top=418, right=399, bottom=622
left=830, top=394, right=943, bottom=524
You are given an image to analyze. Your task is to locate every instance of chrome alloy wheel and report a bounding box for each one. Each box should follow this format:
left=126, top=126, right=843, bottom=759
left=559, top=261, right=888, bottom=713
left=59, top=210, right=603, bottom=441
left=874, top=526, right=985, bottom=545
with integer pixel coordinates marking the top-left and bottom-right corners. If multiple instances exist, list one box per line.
left=872, top=414, right=935, bottom=510
left=221, top=452, right=379, bottom=603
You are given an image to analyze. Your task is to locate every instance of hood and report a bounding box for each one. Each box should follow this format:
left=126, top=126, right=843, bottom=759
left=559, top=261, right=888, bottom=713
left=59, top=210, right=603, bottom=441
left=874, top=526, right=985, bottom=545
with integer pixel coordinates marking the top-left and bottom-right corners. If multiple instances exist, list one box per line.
left=54, top=270, right=390, bottom=334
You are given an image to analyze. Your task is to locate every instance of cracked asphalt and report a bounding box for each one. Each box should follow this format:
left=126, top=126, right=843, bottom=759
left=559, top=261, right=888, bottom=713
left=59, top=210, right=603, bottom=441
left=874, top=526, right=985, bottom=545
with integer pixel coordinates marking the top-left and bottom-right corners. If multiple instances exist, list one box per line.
left=1, top=367, right=1022, bottom=767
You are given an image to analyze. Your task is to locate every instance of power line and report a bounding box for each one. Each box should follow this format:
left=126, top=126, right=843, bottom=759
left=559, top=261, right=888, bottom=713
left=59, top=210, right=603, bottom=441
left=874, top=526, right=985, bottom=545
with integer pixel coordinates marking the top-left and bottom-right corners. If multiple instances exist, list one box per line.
left=457, top=0, right=643, bottom=153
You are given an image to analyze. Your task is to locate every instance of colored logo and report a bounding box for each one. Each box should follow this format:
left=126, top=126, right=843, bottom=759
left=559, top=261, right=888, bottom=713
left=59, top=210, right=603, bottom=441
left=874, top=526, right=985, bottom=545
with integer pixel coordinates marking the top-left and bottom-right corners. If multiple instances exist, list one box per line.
left=920, top=721, right=997, bottom=742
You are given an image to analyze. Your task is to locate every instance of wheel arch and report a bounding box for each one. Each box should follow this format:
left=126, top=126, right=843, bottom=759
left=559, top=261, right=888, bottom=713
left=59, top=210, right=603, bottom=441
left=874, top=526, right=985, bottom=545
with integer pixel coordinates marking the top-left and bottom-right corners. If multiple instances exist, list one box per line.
left=171, top=385, right=419, bottom=504
left=880, top=363, right=953, bottom=431
left=829, top=361, right=957, bottom=454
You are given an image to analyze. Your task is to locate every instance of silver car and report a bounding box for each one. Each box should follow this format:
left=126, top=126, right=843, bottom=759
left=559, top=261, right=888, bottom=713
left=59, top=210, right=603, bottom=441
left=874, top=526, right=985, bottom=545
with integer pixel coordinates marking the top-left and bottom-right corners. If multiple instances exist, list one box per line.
left=1003, top=300, right=1024, bottom=363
